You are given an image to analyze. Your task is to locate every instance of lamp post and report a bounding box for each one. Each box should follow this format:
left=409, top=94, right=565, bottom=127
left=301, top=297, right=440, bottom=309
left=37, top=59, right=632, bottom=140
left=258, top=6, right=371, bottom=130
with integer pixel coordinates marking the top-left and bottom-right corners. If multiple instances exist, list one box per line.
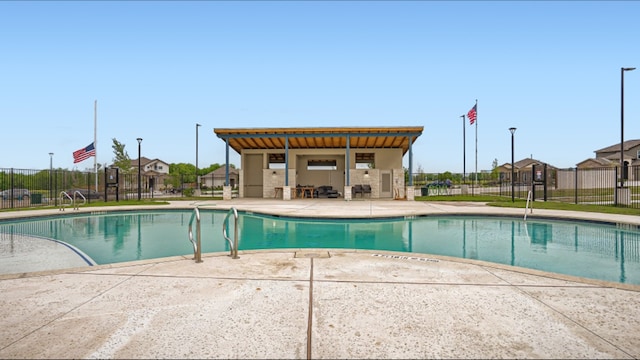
left=509, top=127, right=517, bottom=202
left=461, top=114, right=466, bottom=184
left=196, top=123, right=201, bottom=195
left=49, top=152, right=53, bottom=203
left=137, top=138, right=142, bottom=200
left=620, top=67, right=636, bottom=187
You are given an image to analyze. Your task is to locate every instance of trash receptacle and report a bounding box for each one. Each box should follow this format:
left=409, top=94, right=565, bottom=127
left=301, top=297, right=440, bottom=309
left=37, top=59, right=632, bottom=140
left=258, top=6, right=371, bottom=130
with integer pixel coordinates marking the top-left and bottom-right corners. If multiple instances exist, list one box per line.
left=421, top=187, right=429, bottom=196
left=30, top=193, right=42, bottom=204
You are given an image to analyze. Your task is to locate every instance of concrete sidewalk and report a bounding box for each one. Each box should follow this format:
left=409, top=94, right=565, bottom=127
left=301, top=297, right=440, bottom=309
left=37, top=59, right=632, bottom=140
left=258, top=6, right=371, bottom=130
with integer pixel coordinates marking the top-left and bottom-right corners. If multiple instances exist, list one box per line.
left=0, top=200, right=639, bottom=359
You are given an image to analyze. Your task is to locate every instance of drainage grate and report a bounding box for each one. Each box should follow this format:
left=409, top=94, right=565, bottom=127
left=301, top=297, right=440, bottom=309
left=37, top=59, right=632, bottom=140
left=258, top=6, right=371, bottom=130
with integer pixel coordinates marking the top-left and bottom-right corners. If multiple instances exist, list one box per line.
left=294, top=251, right=330, bottom=258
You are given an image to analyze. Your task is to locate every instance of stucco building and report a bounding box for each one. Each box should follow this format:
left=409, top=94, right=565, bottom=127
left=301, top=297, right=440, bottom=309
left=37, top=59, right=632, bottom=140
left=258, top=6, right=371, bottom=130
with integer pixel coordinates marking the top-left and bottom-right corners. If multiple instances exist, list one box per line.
left=213, top=126, right=423, bottom=200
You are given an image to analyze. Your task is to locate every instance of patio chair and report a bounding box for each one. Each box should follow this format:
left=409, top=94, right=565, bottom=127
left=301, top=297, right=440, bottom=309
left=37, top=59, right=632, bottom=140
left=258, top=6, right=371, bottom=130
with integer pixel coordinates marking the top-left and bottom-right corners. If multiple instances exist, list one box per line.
left=362, top=184, right=371, bottom=197
left=352, top=184, right=364, bottom=198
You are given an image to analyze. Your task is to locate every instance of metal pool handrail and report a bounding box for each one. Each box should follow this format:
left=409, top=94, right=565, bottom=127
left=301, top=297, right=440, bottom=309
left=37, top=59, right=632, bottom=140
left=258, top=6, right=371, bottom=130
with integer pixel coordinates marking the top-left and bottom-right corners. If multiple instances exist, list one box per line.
left=188, top=207, right=203, bottom=263
left=72, top=191, right=86, bottom=210
left=223, top=207, right=240, bottom=259
left=524, top=190, right=533, bottom=221
left=59, top=191, right=73, bottom=211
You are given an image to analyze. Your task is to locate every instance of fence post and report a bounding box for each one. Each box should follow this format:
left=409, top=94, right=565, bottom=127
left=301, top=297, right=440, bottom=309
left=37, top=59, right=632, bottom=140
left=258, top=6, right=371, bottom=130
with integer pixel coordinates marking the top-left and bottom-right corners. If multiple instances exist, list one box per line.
left=531, top=165, right=536, bottom=201
left=10, top=168, right=14, bottom=209
left=543, top=164, right=548, bottom=201
left=574, top=167, right=578, bottom=204
left=55, top=170, right=58, bottom=206
left=615, top=167, right=619, bottom=206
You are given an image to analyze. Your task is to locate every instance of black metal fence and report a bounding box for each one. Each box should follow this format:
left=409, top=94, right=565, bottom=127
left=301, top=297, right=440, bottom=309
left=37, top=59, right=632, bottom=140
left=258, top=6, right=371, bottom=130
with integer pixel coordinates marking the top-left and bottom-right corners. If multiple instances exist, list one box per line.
left=412, top=164, right=640, bottom=209
left=0, top=168, right=235, bottom=210
left=4, top=165, right=638, bottom=209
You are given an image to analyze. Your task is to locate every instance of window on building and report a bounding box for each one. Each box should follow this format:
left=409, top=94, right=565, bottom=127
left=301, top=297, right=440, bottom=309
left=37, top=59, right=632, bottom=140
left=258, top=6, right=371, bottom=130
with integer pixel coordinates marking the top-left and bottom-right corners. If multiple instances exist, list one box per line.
left=268, top=153, right=286, bottom=169
left=307, top=159, right=337, bottom=170
left=356, top=153, right=374, bottom=169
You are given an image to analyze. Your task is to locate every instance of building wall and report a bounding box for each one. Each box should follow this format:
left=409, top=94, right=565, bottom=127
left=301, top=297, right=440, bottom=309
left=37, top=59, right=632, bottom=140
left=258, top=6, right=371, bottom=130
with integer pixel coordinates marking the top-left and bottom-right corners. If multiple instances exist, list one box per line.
left=242, top=153, right=264, bottom=198
left=295, top=152, right=346, bottom=189
left=239, top=148, right=406, bottom=198
left=596, top=145, right=640, bottom=165
left=557, top=168, right=617, bottom=190
left=143, top=160, right=170, bottom=175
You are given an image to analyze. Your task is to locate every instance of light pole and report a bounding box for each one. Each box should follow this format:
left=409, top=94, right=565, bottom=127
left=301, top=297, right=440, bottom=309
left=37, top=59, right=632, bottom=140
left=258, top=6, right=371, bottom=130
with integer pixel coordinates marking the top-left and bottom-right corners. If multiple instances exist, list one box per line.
left=196, top=123, right=201, bottom=195
left=509, top=127, right=517, bottom=202
left=137, top=138, right=142, bottom=200
left=461, top=114, right=466, bottom=184
left=49, top=152, right=53, bottom=203
left=621, top=67, right=636, bottom=187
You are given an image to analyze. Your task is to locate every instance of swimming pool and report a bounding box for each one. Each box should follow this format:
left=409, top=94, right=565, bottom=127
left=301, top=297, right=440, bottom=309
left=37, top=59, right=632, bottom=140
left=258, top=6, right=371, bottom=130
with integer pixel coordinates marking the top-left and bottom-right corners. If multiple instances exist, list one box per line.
left=1, top=209, right=639, bottom=285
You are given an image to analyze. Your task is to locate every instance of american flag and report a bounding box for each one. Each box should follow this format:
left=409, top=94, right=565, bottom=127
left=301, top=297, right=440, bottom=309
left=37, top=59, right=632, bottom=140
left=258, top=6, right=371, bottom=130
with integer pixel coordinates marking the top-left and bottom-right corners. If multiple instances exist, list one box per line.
left=467, top=104, right=477, bottom=125
left=73, top=142, right=96, bottom=164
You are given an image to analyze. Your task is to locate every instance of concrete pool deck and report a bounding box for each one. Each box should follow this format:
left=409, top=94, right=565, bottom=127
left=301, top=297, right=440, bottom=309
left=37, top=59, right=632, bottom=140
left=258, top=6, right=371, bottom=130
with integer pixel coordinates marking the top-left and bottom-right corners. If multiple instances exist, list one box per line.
left=0, top=199, right=639, bottom=359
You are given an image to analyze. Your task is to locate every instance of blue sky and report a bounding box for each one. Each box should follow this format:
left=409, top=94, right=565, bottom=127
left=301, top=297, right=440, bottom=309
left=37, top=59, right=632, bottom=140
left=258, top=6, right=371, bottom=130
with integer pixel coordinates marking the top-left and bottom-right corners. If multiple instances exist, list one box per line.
left=1, top=1, right=638, bottom=174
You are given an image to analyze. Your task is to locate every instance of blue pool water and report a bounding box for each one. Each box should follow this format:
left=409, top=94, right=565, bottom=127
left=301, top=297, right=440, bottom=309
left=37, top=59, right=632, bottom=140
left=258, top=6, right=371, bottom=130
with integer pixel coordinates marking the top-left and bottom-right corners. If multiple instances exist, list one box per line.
left=0, top=210, right=639, bottom=285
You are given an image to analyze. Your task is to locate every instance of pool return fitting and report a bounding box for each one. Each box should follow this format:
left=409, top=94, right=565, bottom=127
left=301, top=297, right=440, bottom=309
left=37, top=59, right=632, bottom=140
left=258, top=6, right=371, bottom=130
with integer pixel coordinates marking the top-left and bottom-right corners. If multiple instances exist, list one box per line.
left=188, top=206, right=240, bottom=263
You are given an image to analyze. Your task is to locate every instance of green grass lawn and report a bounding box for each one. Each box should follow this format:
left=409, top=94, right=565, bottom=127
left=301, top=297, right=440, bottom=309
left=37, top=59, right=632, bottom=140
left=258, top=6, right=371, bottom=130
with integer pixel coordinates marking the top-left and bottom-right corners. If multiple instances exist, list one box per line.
left=415, top=195, right=640, bottom=216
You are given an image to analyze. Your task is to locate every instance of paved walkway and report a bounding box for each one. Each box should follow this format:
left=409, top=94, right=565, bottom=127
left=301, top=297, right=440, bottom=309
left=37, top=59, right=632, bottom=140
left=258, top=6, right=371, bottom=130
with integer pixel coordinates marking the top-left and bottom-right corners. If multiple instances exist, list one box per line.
left=1, top=199, right=639, bottom=359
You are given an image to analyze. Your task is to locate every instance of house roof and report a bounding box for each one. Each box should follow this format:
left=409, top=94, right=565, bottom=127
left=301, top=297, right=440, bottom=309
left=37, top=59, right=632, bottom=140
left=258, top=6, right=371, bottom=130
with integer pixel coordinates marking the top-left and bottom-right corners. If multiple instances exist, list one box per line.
left=205, top=166, right=239, bottom=176
left=594, top=139, right=640, bottom=153
left=576, top=157, right=616, bottom=167
left=214, top=126, right=424, bottom=155
left=143, top=170, right=165, bottom=176
left=130, top=157, right=167, bottom=167
left=514, top=158, right=540, bottom=168
left=499, top=158, right=556, bottom=170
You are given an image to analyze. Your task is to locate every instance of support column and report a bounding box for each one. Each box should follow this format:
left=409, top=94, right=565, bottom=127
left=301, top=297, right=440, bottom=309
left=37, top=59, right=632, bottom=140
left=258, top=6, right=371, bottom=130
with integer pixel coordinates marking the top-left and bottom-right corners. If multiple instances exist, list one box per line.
left=405, top=186, right=415, bottom=201
left=344, top=185, right=352, bottom=201
left=283, top=185, right=291, bottom=200
left=223, top=185, right=232, bottom=200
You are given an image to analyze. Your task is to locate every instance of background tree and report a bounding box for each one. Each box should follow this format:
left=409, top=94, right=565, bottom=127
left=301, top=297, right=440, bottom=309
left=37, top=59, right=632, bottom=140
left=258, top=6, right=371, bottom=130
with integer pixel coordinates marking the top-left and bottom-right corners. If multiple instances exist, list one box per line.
left=198, top=163, right=222, bottom=176
left=198, top=163, right=236, bottom=176
left=168, top=162, right=197, bottom=189
left=111, top=138, right=132, bottom=174
left=169, top=163, right=196, bottom=177
left=438, top=171, right=453, bottom=182
left=491, top=158, right=500, bottom=182
left=414, top=163, right=426, bottom=185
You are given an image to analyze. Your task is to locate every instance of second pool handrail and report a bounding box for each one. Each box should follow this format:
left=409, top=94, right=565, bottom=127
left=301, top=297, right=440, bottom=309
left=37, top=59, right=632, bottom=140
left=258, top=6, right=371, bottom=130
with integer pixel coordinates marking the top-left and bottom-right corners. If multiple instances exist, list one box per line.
left=223, top=207, right=240, bottom=259
left=73, top=191, right=86, bottom=210
left=188, top=207, right=202, bottom=263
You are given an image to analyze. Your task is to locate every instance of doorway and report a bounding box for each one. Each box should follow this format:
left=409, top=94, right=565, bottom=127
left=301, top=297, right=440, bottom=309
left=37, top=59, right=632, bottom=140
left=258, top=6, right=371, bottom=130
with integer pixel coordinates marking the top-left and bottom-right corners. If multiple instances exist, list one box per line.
left=380, top=170, right=392, bottom=198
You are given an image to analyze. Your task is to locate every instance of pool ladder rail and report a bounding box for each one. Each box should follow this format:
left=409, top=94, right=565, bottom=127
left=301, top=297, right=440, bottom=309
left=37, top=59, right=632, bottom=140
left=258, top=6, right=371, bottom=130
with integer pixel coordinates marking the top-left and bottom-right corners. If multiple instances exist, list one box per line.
left=524, top=190, right=533, bottom=221
left=188, top=206, right=240, bottom=263
left=59, top=191, right=87, bottom=211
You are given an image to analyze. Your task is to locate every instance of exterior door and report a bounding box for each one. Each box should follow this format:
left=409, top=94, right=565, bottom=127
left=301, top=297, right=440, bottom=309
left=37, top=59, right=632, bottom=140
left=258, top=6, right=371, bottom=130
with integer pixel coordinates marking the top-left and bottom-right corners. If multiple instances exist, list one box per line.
left=244, top=154, right=263, bottom=197
left=380, top=170, right=392, bottom=198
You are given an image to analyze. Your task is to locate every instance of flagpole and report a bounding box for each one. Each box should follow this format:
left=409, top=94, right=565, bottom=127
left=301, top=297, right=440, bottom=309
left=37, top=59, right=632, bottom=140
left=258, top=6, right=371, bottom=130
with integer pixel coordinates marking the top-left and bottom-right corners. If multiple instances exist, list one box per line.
left=474, top=99, right=478, bottom=189
left=94, top=100, right=98, bottom=192
left=460, top=114, right=466, bottom=184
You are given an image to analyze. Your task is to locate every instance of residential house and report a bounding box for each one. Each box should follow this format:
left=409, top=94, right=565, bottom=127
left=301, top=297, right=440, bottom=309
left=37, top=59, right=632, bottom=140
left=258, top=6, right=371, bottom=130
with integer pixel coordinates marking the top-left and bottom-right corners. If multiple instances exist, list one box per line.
left=496, top=158, right=557, bottom=185
left=574, top=139, right=640, bottom=183
left=575, top=157, right=616, bottom=169
left=591, top=139, right=640, bottom=167
left=130, top=157, right=171, bottom=192
left=202, top=166, right=239, bottom=189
